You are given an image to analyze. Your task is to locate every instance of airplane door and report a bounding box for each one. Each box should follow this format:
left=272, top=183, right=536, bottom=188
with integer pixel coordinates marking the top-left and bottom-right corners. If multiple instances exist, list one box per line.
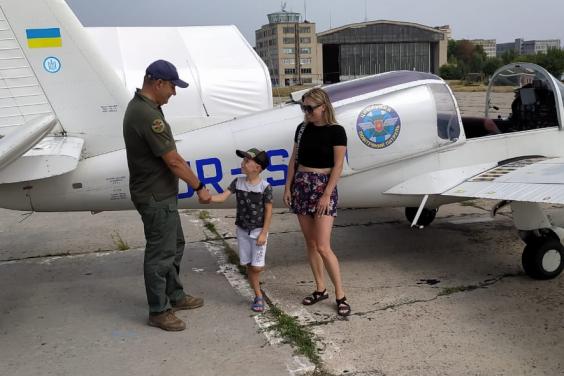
left=338, top=84, right=440, bottom=171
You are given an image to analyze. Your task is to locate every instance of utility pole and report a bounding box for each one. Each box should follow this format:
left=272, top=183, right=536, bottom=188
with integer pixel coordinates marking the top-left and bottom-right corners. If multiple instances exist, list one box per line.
left=295, top=23, right=301, bottom=85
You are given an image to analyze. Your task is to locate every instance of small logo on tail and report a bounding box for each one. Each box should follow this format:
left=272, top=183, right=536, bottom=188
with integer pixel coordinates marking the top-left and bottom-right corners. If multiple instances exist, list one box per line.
left=43, top=57, right=61, bottom=73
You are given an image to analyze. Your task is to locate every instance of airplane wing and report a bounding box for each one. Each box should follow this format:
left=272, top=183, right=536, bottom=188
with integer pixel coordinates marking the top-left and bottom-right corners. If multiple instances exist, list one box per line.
left=441, top=157, right=564, bottom=204
left=386, top=157, right=564, bottom=205
left=0, top=115, right=56, bottom=170
left=0, top=114, right=84, bottom=184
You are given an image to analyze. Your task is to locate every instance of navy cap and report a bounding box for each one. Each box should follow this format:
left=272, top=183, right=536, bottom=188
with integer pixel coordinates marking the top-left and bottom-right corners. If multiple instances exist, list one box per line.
left=145, top=59, right=189, bottom=88
left=236, top=148, right=270, bottom=170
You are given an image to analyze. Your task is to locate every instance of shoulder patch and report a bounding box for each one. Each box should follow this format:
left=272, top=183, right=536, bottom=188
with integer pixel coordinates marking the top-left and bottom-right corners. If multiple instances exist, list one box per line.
left=152, top=119, right=165, bottom=134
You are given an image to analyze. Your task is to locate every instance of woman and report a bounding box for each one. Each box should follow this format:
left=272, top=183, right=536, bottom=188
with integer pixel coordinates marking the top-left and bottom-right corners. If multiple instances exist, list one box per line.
left=283, top=88, right=351, bottom=316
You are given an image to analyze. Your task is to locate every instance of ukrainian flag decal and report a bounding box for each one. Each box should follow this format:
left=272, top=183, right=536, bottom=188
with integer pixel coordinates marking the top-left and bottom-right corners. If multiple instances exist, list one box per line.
left=26, top=28, right=62, bottom=48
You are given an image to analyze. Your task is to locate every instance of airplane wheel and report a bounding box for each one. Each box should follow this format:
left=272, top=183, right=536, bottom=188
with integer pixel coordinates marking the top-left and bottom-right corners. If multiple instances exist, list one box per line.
left=405, top=207, right=438, bottom=226
left=522, top=238, right=564, bottom=280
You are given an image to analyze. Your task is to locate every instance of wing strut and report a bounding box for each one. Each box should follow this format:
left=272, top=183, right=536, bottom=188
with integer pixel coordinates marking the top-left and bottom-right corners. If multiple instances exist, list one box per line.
left=411, top=194, right=429, bottom=228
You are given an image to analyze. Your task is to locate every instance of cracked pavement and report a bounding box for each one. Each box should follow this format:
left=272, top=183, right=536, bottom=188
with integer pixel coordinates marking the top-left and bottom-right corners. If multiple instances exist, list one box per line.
left=2, top=200, right=563, bottom=376
left=203, top=202, right=564, bottom=376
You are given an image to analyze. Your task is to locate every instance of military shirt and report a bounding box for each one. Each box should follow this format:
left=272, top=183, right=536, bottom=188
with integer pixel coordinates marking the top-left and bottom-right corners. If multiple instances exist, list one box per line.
left=123, top=90, right=178, bottom=203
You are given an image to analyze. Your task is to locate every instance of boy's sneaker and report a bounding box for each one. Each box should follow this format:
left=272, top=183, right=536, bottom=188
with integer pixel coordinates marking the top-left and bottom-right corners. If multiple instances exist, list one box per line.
left=148, top=310, right=186, bottom=331
left=171, top=295, right=204, bottom=311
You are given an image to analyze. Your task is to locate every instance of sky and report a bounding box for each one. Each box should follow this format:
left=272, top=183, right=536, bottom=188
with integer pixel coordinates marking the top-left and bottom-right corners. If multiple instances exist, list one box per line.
left=65, top=0, right=564, bottom=47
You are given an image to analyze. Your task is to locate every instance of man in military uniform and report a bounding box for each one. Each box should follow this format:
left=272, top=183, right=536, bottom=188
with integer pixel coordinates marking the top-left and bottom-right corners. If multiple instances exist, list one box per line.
left=123, top=59, right=211, bottom=331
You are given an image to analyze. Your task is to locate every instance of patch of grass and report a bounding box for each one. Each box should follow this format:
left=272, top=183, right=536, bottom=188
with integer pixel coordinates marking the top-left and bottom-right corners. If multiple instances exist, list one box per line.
left=111, top=230, right=129, bottom=251
left=204, top=221, right=216, bottom=233
left=198, top=210, right=246, bottom=274
left=197, top=210, right=327, bottom=371
left=268, top=304, right=321, bottom=366
left=272, top=84, right=312, bottom=98
left=438, top=274, right=518, bottom=297
left=199, top=210, right=210, bottom=220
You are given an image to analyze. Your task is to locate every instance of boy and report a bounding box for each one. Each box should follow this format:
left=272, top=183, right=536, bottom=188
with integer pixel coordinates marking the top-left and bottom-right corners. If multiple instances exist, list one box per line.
left=204, top=148, right=273, bottom=312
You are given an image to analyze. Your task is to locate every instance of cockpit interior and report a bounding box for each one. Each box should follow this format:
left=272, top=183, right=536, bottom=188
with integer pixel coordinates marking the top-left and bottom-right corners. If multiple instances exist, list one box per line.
left=461, top=64, right=562, bottom=139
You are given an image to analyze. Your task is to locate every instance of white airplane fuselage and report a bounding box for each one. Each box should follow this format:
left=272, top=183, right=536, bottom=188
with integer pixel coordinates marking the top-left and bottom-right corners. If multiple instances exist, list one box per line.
left=0, top=98, right=561, bottom=213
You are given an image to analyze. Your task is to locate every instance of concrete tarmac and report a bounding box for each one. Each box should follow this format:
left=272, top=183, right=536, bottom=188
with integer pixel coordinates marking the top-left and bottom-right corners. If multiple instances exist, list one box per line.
left=206, top=203, right=564, bottom=376
left=0, top=209, right=300, bottom=376
left=1, top=91, right=563, bottom=375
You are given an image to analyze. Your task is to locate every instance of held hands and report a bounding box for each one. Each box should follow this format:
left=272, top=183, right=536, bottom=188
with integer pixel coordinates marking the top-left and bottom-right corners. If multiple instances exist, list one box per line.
left=316, top=194, right=331, bottom=216
left=197, top=187, right=211, bottom=204
left=256, top=231, right=267, bottom=246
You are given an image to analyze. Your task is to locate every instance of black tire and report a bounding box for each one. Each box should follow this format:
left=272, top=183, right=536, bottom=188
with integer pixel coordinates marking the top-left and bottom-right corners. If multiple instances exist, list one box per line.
left=522, top=238, right=564, bottom=280
left=405, top=207, right=438, bottom=227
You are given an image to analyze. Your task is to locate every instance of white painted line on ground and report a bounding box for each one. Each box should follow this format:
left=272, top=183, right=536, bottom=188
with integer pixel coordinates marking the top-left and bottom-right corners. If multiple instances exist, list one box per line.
left=202, top=234, right=316, bottom=375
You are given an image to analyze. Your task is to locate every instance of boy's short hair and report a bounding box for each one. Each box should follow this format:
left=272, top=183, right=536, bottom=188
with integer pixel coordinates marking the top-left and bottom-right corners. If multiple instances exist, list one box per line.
left=236, top=148, right=269, bottom=170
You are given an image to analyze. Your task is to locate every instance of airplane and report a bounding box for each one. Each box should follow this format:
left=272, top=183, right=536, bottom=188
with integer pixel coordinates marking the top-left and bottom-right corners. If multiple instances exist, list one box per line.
left=1, top=0, right=564, bottom=281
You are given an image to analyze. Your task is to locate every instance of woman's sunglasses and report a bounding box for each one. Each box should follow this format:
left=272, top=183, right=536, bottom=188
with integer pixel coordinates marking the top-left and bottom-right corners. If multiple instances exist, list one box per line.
left=300, top=103, right=321, bottom=114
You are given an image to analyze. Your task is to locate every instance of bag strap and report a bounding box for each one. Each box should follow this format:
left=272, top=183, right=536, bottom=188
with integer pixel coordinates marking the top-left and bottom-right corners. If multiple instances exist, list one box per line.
left=295, top=122, right=306, bottom=168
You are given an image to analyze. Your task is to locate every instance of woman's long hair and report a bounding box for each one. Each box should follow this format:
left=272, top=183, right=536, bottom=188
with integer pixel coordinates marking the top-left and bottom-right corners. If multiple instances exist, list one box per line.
left=302, top=88, right=338, bottom=125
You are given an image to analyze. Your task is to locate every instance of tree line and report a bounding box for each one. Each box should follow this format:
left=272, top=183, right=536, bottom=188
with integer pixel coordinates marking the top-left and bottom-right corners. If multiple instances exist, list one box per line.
left=439, top=40, right=564, bottom=81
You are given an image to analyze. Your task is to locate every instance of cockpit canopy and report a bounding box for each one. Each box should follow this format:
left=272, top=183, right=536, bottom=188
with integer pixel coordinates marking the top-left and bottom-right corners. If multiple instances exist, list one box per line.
left=486, top=63, right=563, bottom=131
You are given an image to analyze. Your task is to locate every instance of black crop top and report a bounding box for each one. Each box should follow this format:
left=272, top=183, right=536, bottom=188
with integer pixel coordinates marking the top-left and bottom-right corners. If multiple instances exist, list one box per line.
left=294, top=122, right=347, bottom=168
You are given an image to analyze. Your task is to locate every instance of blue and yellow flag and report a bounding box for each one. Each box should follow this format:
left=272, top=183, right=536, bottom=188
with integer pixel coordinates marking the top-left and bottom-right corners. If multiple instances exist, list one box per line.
left=26, top=28, right=62, bottom=48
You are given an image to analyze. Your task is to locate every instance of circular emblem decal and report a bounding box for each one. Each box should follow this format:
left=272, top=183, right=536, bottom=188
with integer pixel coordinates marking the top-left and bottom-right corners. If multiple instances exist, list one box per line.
left=152, top=119, right=165, bottom=134
left=356, top=104, right=401, bottom=149
left=43, top=56, right=61, bottom=73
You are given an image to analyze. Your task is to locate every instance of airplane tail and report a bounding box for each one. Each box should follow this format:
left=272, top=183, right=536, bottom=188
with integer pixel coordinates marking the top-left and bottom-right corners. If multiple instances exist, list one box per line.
left=0, top=0, right=130, bottom=158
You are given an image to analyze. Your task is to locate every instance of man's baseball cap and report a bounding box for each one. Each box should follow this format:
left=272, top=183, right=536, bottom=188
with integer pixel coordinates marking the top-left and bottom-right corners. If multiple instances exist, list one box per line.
left=236, top=148, right=270, bottom=170
left=145, top=60, right=189, bottom=88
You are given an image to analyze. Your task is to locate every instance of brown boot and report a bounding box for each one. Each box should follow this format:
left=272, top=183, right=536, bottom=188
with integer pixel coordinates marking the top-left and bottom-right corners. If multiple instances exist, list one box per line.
left=171, top=295, right=204, bottom=311
left=148, top=310, right=186, bottom=331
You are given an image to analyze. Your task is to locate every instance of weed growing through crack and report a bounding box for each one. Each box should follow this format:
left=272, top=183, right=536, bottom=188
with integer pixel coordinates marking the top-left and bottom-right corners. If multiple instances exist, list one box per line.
left=111, top=231, right=129, bottom=251
left=197, top=210, right=326, bottom=369
left=268, top=303, right=321, bottom=366
left=199, top=210, right=246, bottom=274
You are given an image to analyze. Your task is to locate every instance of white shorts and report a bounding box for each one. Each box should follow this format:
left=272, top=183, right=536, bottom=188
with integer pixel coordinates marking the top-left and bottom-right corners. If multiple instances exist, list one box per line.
left=236, top=226, right=267, bottom=267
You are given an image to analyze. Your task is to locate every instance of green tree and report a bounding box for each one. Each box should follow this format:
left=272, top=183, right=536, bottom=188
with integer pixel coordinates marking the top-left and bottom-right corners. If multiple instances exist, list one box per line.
left=455, top=40, right=477, bottom=64
left=447, top=39, right=458, bottom=64
left=512, top=49, right=564, bottom=78
left=531, top=48, right=564, bottom=78
left=439, top=64, right=463, bottom=79
left=500, top=49, right=517, bottom=65
left=446, top=40, right=489, bottom=78
left=448, top=41, right=564, bottom=80
left=483, top=57, right=503, bottom=77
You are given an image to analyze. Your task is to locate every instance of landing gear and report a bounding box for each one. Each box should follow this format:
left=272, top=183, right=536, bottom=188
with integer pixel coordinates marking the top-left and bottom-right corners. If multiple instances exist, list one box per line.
left=511, top=202, right=564, bottom=280
left=405, top=207, right=438, bottom=227
left=522, top=237, right=564, bottom=280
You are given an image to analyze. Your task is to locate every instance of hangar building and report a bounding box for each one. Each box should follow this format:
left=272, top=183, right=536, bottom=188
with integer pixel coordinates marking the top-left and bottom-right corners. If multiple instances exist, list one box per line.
left=317, top=20, right=449, bottom=83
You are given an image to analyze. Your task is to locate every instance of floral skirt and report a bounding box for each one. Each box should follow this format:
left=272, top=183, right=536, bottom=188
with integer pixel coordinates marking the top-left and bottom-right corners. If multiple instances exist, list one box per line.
left=291, top=171, right=338, bottom=217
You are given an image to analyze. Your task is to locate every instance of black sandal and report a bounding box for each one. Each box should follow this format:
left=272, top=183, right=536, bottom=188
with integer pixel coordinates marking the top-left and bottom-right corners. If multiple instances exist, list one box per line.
left=336, top=296, right=351, bottom=316
left=302, top=289, right=329, bottom=305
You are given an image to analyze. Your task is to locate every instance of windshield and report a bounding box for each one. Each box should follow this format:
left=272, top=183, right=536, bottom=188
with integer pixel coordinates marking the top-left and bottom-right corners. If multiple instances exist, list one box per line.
left=485, top=63, right=560, bottom=132
left=486, top=64, right=552, bottom=119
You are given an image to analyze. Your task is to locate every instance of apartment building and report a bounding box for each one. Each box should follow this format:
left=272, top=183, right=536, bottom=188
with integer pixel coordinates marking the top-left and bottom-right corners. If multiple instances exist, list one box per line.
left=255, top=10, right=322, bottom=87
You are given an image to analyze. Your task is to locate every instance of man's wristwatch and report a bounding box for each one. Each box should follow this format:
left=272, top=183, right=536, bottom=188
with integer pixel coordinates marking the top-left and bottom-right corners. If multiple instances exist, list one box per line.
left=194, top=181, right=205, bottom=192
